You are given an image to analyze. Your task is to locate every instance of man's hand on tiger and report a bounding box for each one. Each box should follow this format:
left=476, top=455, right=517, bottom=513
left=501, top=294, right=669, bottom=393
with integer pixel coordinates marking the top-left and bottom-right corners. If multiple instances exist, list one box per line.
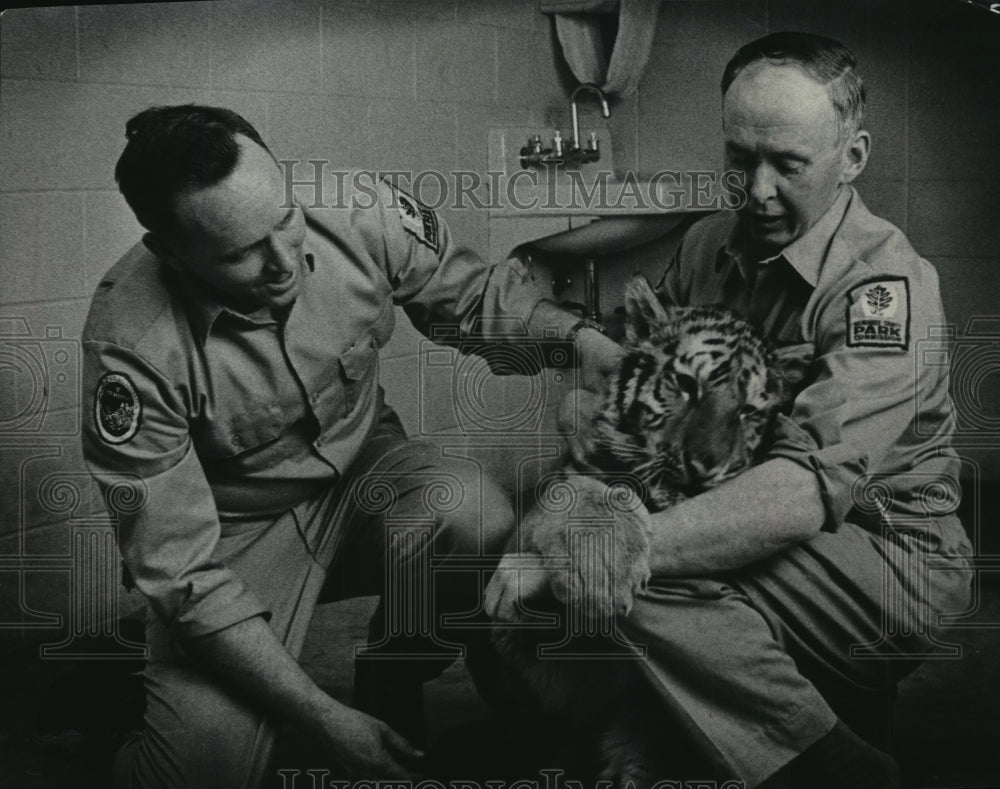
left=574, top=326, right=625, bottom=394
left=557, top=388, right=602, bottom=464
left=485, top=552, right=551, bottom=622
left=559, top=327, right=621, bottom=453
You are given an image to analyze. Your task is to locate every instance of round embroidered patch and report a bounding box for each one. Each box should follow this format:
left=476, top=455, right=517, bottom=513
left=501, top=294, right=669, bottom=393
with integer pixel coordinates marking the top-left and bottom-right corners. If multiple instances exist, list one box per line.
left=95, top=372, right=141, bottom=444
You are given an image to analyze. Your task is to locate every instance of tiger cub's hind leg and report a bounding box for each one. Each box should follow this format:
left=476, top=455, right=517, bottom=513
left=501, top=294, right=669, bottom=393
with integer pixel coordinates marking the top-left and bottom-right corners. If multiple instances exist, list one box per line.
left=597, top=711, right=663, bottom=789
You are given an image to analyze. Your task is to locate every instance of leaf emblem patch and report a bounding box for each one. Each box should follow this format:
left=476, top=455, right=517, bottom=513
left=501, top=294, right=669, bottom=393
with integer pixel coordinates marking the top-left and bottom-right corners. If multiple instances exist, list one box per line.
left=847, top=277, right=909, bottom=350
left=865, top=284, right=893, bottom=315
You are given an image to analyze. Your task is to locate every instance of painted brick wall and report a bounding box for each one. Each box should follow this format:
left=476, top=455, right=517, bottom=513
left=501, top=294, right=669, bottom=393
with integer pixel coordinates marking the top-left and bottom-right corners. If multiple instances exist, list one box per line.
left=0, top=0, right=573, bottom=648
left=2, top=0, right=997, bottom=649
left=608, top=0, right=1000, bottom=538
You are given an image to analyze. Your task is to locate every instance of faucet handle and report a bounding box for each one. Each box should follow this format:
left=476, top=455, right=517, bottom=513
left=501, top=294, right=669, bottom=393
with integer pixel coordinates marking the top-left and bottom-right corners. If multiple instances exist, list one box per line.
left=552, top=129, right=564, bottom=157
left=587, top=131, right=599, bottom=152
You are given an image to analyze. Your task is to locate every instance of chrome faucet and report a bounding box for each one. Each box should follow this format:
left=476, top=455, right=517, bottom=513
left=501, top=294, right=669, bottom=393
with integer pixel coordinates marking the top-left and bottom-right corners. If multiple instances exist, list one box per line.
left=570, top=83, right=610, bottom=153
left=519, top=82, right=610, bottom=168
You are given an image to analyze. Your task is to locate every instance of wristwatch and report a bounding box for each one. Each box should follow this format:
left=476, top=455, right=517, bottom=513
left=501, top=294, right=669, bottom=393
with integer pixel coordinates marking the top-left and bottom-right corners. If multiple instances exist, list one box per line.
left=565, top=318, right=606, bottom=340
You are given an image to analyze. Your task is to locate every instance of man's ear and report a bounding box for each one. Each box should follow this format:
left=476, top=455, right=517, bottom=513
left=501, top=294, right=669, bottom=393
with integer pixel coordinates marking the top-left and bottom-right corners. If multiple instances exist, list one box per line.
left=143, top=232, right=182, bottom=271
left=840, top=129, right=871, bottom=185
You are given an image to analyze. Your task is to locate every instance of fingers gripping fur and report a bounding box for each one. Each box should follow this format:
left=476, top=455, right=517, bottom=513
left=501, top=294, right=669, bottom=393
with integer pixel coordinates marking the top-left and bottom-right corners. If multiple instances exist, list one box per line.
left=530, top=474, right=653, bottom=619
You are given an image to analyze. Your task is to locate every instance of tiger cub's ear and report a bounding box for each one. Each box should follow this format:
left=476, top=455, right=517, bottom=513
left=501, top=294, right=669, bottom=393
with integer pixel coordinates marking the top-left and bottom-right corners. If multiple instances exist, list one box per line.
left=624, top=274, right=672, bottom=345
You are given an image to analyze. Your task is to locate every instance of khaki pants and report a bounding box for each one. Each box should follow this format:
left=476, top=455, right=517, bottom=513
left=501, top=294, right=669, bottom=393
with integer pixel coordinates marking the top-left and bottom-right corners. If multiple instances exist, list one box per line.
left=114, top=415, right=513, bottom=789
left=620, top=520, right=973, bottom=788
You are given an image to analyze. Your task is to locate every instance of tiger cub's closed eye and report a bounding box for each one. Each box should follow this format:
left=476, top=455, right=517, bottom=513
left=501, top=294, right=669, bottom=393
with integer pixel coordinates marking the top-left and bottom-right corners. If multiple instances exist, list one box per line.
left=673, top=372, right=699, bottom=401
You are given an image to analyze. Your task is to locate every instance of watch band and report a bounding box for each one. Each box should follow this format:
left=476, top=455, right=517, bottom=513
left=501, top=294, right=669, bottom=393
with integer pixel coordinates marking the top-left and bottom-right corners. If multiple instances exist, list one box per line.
left=565, top=318, right=606, bottom=340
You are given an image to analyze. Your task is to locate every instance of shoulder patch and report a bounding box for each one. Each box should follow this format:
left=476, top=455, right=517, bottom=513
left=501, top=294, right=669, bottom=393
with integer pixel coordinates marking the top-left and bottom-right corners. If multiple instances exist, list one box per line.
left=846, top=277, right=910, bottom=350
left=94, top=372, right=142, bottom=444
left=392, top=187, right=439, bottom=254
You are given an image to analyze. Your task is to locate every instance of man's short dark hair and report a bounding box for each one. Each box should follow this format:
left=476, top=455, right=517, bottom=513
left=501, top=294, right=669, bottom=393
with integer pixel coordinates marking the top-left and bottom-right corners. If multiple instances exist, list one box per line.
left=721, top=32, right=866, bottom=139
left=115, top=104, right=271, bottom=234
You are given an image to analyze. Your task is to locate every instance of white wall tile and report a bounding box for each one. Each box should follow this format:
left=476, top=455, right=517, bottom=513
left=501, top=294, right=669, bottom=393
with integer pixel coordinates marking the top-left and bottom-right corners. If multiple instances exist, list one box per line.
left=0, top=192, right=85, bottom=303
left=82, top=191, right=144, bottom=293
left=368, top=99, right=454, bottom=174
left=266, top=93, right=372, bottom=170
left=413, top=21, right=495, bottom=104
left=0, top=80, right=193, bottom=192
left=931, top=257, right=1000, bottom=334
left=0, top=6, right=77, bottom=81
left=209, top=0, right=323, bottom=93
left=909, top=182, right=1000, bottom=259
left=323, top=7, right=414, bottom=99
left=79, top=2, right=213, bottom=87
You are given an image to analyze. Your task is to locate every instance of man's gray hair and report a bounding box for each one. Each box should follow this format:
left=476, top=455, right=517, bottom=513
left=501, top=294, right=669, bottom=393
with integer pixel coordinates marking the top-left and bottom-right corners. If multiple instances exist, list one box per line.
left=721, top=31, right=866, bottom=138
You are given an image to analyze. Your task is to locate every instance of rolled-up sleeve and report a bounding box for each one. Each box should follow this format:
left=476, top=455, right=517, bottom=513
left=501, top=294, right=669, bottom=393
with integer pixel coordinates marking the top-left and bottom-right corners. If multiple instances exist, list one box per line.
left=768, top=414, right=868, bottom=531
left=82, top=340, right=269, bottom=639
left=363, top=179, right=578, bottom=342
left=766, top=267, right=949, bottom=532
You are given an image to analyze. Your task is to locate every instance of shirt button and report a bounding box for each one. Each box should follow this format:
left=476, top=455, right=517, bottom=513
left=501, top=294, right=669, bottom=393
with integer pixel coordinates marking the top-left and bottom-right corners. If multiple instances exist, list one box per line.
left=315, top=436, right=325, bottom=447
left=310, top=393, right=320, bottom=404
left=231, top=434, right=242, bottom=447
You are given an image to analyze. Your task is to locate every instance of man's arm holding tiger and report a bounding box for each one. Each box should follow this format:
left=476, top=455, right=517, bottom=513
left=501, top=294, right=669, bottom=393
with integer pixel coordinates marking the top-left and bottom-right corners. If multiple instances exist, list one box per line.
left=558, top=326, right=824, bottom=576
left=644, top=458, right=825, bottom=576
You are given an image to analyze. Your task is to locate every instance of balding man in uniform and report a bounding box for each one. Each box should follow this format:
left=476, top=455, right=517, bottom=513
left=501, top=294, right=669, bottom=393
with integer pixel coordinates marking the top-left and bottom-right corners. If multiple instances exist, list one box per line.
left=488, top=32, right=973, bottom=789
left=82, top=105, right=620, bottom=788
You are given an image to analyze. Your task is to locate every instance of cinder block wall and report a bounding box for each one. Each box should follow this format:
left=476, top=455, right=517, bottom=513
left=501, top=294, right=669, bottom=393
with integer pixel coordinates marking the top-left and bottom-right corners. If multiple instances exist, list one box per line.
left=2, top=0, right=998, bottom=651
left=0, top=0, right=574, bottom=648
left=608, top=0, right=1000, bottom=544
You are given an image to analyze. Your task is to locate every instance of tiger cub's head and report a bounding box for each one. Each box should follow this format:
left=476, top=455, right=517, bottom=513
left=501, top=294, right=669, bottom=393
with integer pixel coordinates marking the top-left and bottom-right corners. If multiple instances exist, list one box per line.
left=584, top=275, right=792, bottom=510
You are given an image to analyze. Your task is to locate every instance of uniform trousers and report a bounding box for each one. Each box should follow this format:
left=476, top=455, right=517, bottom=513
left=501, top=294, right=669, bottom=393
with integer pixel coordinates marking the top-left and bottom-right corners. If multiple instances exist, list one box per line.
left=619, top=519, right=973, bottom=788
left=114, top=412, right=513, bottom=789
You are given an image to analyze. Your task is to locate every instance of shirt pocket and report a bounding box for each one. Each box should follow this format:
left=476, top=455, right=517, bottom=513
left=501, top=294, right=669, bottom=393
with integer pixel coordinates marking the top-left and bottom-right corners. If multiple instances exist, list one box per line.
left=338, top=334, right=379, bottom=416
left=336, top=300, right=393, bottom=416
left=196, top=400, right=285, bottom=459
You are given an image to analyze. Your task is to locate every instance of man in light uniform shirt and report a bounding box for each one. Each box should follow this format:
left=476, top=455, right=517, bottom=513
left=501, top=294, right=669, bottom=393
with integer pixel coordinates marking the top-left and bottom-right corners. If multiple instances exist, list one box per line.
left=82, top=105, right=618, bottom=788
left=487, top=31, right=973, bottom=789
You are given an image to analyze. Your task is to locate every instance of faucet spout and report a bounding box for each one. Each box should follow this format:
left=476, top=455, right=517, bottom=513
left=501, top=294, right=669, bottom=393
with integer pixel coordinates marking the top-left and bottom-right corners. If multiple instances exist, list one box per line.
left=570, top=83, right=610, bottom=150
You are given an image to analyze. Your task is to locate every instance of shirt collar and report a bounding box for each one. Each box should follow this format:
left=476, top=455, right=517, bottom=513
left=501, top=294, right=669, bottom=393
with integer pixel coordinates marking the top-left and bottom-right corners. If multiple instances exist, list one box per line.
left=176, top=251, right=316, bottom=344
left=175, top=271, right=227, bottom=344
left=717, top=185, right=854, bottom=288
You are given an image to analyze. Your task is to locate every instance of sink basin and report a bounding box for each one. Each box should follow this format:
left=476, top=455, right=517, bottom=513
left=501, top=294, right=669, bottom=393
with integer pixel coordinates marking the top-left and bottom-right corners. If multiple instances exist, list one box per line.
left=519, top=212, right=708, bottom=260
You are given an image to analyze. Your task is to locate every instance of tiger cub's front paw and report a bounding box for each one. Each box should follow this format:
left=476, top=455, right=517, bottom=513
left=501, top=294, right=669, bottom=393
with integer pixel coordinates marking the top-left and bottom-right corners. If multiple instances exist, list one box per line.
left=532, top=473, right=652, bottom=620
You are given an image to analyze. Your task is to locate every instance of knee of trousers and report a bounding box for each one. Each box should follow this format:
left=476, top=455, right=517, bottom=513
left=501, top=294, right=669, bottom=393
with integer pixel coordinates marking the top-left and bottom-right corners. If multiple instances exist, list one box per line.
left=120, top=666, right=276, bottom=789
left=116, top=716, right=272, bottom=789
left=422, top=458, right=514, bottom=559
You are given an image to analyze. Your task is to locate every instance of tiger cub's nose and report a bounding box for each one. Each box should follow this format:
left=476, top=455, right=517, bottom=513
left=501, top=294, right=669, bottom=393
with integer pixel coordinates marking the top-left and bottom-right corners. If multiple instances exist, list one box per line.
left=684, top=452, right=716, bottom=480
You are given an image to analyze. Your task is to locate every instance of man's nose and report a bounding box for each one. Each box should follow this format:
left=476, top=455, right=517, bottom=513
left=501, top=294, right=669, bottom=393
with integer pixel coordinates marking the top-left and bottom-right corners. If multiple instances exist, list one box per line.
left=264, top=237, right=296, bottom=274
left=747, top=163, right=778, bottom=205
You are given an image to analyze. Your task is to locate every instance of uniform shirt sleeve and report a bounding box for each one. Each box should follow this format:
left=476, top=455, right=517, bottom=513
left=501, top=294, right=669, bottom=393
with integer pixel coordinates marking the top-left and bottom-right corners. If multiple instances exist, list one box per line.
left=361, top=178, right=579, bottom=342
left=767, top=267, right=947, bottom=531
left=654, top=241, right=685, bottom=307
left=82, top=340, right=269, bottom=639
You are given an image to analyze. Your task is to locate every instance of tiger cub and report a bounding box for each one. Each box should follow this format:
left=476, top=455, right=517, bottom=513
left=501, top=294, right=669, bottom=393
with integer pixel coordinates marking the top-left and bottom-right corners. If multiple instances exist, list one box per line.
left=481, top=274, right=796, bottom=787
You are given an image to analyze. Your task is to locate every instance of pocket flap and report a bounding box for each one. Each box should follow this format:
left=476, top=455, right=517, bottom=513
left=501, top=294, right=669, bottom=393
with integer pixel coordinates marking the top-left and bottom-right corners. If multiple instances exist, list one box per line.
left=340, top=335, right=378, bottom=380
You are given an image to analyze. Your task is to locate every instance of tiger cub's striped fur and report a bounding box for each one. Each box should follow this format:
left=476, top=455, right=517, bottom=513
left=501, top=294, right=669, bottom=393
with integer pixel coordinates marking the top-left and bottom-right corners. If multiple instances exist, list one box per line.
left=478, top=275, right=792, bottom=789
left=570, top=274, right=786, bottom=513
